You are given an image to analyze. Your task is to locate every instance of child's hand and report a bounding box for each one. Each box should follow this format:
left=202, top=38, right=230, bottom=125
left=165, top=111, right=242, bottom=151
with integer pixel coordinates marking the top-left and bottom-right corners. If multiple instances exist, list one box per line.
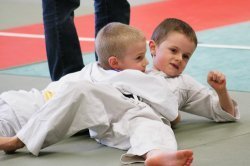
left=207, top=71, right=227, bottom=92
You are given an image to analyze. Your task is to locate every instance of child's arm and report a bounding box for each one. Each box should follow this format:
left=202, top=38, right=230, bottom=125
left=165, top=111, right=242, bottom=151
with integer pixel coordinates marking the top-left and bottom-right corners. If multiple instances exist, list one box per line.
left=207, top=71, right=235, bottom=117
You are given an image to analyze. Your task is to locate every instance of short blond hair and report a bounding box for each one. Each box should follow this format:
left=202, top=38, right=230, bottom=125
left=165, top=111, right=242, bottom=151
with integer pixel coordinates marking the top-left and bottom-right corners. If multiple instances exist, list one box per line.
left=95, top=22, right=146, bottom=69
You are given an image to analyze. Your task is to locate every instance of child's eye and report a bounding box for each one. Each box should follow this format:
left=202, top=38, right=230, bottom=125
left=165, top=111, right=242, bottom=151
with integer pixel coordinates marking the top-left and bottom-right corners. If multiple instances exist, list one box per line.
left=170, top=48, right=177, bottom=54
left=183, top=54, right=190, bottom=60
left=136, top=56, right=142, bottom=60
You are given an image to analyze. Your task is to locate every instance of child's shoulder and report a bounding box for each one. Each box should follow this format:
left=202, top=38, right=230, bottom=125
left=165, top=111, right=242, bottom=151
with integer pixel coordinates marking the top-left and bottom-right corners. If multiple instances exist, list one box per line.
left=146, top=69, right=166, bottom=77
left=180, top=73, right=194, bottom=80
left=147, top=69, right=194, bottom=80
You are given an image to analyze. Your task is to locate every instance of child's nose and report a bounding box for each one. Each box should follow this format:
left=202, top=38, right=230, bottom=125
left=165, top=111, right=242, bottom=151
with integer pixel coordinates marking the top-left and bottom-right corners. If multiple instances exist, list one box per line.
left=175, top=53, right=183, bottom=61
left=143, top=58, right=149, bottom=66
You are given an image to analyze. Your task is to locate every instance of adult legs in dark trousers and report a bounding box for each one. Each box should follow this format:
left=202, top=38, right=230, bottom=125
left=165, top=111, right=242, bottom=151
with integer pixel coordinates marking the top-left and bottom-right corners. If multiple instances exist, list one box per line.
left=94, top=0, right=130, bottom=60
left=42, top=0, right=130, bottom=81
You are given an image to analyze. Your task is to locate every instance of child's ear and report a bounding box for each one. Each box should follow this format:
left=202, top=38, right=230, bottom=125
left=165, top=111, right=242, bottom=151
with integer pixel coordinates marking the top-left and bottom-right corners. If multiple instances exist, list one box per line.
left=149, top=40, right=156, bottom=57
left=108, top=56, right=119, bottom=69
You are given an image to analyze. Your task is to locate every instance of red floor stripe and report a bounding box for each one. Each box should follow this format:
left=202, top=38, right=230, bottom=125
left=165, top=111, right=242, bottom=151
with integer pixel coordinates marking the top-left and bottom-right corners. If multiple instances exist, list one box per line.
left=0, top=36, right=46, bottom=68
left=131, top=0, right=250, bottom=39
left=0, top=16, right=95, bottom=69
left=1, top=0, right=250, bottom=69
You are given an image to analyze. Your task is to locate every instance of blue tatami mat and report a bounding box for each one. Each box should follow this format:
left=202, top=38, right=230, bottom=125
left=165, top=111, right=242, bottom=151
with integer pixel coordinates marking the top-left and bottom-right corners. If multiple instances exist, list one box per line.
left=186, top=21, right=250, bottom=92
left=0, top=53, right=96, bottom=78
left=185, top=47, right=249, bottom=92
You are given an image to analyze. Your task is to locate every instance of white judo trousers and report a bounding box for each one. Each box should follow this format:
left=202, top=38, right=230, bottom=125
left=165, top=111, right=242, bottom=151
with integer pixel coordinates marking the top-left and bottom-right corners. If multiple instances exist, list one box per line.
left=0, top=88, right=45, bottom=136
left=0, top=100, right=22, bottom=136
left=9, top=63, right=179, bottom=163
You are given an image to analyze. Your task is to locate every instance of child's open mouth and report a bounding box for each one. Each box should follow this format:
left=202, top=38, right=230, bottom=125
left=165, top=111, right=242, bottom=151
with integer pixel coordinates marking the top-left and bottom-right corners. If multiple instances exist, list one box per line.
left=170, top=63, right=179, bottom=70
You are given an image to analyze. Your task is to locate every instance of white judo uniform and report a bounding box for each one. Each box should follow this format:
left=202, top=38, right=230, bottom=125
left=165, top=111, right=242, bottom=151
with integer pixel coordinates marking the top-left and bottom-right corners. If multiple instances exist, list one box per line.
left=0, top=62, right=240, bottom=164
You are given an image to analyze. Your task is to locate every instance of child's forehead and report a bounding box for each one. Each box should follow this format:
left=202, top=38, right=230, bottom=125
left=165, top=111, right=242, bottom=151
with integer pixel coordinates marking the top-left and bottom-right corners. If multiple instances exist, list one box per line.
left=159, top=32, right=196, bottom=52
left=160, top=31, right=194, bottom=44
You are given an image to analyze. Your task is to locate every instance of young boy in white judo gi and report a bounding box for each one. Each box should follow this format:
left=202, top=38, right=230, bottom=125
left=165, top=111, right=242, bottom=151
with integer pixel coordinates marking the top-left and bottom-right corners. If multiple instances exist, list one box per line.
left=147, top=18, right=239, bottom=124
left=141, top=17, right=240, bottom=165
left=0, top=22, right=194, bottom=166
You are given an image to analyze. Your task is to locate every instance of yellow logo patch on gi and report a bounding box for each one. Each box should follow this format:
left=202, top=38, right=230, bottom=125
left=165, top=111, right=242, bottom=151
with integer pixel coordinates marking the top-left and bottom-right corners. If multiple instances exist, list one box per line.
left=44, top=90, right=54, bottom=101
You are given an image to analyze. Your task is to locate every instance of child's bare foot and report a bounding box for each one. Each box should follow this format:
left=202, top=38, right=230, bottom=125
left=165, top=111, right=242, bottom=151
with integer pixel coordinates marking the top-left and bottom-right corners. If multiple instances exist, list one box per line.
left=0, top=136, right=24, bottom=154
left=145, top=149, right=193, bottom=166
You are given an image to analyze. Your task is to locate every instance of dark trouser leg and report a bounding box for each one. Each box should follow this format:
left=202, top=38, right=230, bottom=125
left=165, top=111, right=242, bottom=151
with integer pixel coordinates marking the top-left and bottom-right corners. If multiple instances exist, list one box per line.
left=94, top=0, right=130, bottom=60
left=42, top=0, right=84, bottom=81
